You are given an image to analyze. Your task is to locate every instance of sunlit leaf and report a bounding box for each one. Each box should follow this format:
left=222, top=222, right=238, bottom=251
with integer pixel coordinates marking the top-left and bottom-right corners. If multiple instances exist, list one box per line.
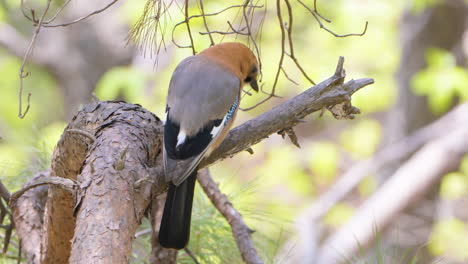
left=358, top=175, right=377, bottom=197
left=324, top=203, right=354, bottom=228
left=95, top=67, right=147, bottom=102
left=308, top=142, right=339, bottom=185
left=411, top=48, right=468, bottom=114
left=428, top=218, right=468, bottom=261
left=440, top=172, right=468, bottom=200
left=340, top=119, right=382, bottom=159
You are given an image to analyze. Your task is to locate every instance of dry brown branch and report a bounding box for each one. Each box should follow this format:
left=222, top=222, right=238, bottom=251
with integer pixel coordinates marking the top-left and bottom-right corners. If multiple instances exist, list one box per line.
left=10, top=171, right=50, bottom=264
left=198, top=169, right=263, bottom=264
left=203, top=57, right=373, bottom=165
left=0, top=184, right=13, bottom=255
left=316, top=124, right=468, bottom=263
left=0, top=180, right=10, bottom=201
left=9, top=176, right=77, bottom=206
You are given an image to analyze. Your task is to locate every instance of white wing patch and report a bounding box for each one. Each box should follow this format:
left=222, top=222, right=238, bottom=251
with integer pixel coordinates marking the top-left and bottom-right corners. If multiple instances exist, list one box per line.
left=176, top=130, right=187, bottom=147
left=210, top=116, right=227, bottom=138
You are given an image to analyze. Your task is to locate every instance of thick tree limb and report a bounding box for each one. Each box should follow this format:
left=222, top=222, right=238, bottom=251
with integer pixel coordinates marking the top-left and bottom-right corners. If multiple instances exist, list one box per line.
left=198, top=169, right=262, bottom=264
left=9, top=56, right=372, bottom=263
left=40, top=105, right=99, bottom=263
left=66, top=103, right=163, bottom=263
left=316, top=124, right=468, bottom=263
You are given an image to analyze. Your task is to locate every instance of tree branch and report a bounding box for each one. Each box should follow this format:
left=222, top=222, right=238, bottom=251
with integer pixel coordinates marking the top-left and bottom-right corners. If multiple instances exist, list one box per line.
left=10, top=171, right=50, bottom=264
left=198, top=169, right=262, bottom=264
left=8, top=56, right=372, bottom=263
left=202, top=57, right=373, bottom=166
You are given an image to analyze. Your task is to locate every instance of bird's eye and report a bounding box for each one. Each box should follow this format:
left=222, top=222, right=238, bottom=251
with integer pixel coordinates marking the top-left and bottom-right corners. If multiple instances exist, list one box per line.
left=244, top=76, right=252, bottom=82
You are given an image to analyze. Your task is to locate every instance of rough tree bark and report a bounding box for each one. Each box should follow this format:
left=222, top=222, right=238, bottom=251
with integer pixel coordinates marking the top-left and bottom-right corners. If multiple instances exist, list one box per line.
left=9, top=58, right=373, bottom=263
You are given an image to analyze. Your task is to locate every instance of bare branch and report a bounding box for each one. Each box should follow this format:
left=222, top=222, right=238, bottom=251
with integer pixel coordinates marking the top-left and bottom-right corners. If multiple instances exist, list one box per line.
left=10, top=171, right=50, bottom=264
left=0, top=180, right=10, bottom=201
left=18, top=0, right=52, bottom=119
left=198, top=0, right=214, bottom=46
left=9, top=176, right=78, bottom=207
left=36, top=0, right=119, bottom=28
left=198, top=169, right=263, bottom=264
left=204, top=57, right=373, bottom=166
left=284, top=0, right=315, bottom=85
left=297, top=0, right=368, bottom=38
left=185, top=0, right=196, bottom=54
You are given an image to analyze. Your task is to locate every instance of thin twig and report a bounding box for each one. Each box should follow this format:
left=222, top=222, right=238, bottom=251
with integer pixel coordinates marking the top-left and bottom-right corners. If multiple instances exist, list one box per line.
left=42, top=0, right=72, bottom=24
left=242, top=0, right=262, bottom=73
left=9, top=176, right=78, bottom=207
left=284, top=0, right=315, bottom=85
left=18, top=0, right=53, bottom=118
left=185, top=0, right=196, bottom=55
left=297, top=0, right=368, bottom=38
left=313, top=0, right=331, bottom=23
left=198, top=0, right=214, bottom=46
left=184, top=247, right=201, bottom=264
left=281, top=67, right=299, bottom=85
left=0, top=180, right=11, bottom=201
left=37, top=0, right=119, bottom=28
left=65, top=129, right=97, bottom=143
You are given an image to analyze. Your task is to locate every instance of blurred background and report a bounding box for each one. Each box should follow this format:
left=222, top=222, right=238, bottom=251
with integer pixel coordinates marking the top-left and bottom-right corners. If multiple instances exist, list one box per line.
left=0, top=0, right=467, bottom=263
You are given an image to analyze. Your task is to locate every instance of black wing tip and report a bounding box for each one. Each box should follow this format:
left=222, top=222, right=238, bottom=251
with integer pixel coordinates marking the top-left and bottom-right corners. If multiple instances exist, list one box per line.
left=164, top=113, right=221, bottom=160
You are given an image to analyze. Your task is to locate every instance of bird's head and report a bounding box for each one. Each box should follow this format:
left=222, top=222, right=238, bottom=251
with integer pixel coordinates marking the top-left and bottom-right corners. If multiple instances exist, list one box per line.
left=200, top=42, right=259, bottom=92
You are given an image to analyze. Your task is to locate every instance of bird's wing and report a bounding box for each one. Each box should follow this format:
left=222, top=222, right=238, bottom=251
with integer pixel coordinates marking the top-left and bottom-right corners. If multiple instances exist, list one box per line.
left=163, top=55, right=240, bottom=185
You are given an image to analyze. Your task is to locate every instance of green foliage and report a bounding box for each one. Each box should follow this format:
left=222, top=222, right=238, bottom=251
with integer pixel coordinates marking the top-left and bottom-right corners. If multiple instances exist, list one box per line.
left=308, top=142, right=339, bottom=185
left=340, top=119, right=382, bottom=159
left=411, top=0, right=440, bottom=13
left=358, top=175, right=377, bottom=197
left=429, top=218, right=468, bottom=262
left=257, top=145, right=313, bottom=196
left=95, top=66, right=148, bottom=102
left=440, top=172, right=468, bottom=200
left=324, top=202, right=354, bottom=227
left=459, top=155, right=468, bottom=176
left=411, top=48, right=468, bottom=115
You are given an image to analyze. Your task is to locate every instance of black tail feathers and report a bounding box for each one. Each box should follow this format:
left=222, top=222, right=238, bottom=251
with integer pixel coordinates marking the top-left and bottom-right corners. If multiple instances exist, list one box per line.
left=158, top=170, right=197, bottom=249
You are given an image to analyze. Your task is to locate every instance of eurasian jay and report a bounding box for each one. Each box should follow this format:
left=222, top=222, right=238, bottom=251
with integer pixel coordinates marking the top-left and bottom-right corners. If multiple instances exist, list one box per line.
left=159, top=42, right=259, bottom=249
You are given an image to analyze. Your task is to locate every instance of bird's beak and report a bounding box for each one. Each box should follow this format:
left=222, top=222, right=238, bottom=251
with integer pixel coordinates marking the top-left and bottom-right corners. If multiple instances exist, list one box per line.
left=250, top=79, right=259, bottom=92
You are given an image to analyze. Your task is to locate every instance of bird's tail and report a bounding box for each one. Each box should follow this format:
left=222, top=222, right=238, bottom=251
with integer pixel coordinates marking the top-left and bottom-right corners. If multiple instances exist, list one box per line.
left=158, top=170, right=197, bottom=249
